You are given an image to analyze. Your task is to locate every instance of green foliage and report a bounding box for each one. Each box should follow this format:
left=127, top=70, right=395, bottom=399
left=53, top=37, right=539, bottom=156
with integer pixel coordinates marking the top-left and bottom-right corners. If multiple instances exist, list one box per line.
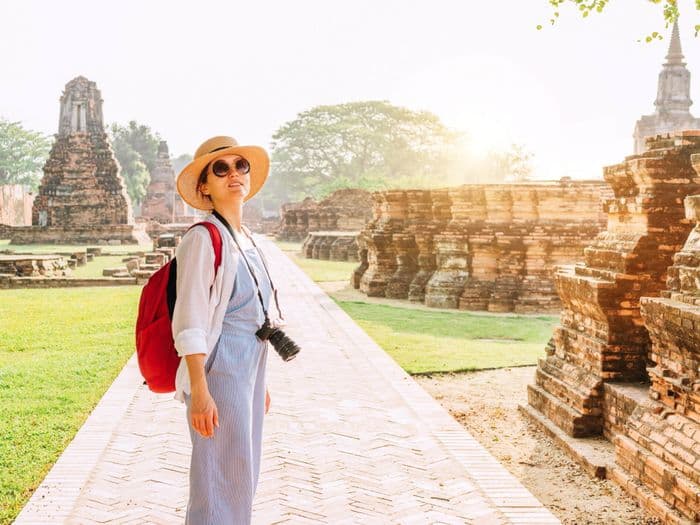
left=0, top=118, right=51, bottom=191
left=539, top=0, right=698, bottom=40
left=0, top=286, right=140, bottom=525
left=108, top=121, right=161, bottom=207
left=260, top=100, right=461, bottom=209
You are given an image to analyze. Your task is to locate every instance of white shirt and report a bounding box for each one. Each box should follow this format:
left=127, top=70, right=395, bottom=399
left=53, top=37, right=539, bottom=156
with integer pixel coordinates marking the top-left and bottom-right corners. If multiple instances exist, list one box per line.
left=171, top=213, right=242, bottom=403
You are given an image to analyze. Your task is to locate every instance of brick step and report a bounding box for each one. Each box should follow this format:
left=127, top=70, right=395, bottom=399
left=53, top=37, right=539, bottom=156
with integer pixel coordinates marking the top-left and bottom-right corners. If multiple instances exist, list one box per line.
left=535, top=359, right=602, bottom=415
left=572, top=265, right=617, bottom=281
left=625, top=409, right=700, bottom=487
left=518, top=402, right=613, bottom=479
left=602, top=381, right=654, bottom=440
left=611, top=434, right=700, bottom=523
left=526, top=381, right=603, bottom=437
left=560, top=265, right=617, bottom=290
left=539, top=354, right=602, bottom=394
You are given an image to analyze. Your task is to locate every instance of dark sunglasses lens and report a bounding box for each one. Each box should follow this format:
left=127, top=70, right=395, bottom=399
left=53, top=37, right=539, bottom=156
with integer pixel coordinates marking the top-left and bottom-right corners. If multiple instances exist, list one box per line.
left=212, top=160, right=229, bottom=177
left=235, top=158, right=250, bottom=174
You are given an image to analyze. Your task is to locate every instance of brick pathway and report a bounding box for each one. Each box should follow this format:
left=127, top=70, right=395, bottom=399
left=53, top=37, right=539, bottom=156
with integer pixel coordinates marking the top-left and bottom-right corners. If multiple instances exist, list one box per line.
left=14, top=237, right=559, bottom=524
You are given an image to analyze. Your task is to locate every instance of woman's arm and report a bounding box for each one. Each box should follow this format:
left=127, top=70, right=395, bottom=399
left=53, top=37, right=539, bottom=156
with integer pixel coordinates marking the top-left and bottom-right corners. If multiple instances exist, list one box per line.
left=171, top=227, right=218, bottom=437
left=171, top=227, right=215, bottom=359
left=185, top=353, right=218, bottom=437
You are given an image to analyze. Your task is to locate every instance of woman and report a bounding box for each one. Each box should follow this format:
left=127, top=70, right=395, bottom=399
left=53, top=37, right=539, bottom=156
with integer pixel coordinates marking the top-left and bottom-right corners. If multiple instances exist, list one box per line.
left=171, top=135, right=277, bottom=524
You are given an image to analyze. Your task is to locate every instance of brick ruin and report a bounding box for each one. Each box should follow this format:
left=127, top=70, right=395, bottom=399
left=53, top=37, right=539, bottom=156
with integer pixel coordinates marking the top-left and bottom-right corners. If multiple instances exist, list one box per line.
left=141, top=141, right=177, bottom=223
left=241, top=201, right=280, bottom=236
left=276, top=189, right=373, bottom=242
left=522, top=131, right=700, bottom=523
left=0, top=254, right=71, bottom=278
left=301, top=231, right=360, bottom=261
left=10, top=76, right=148, bottom=245
left=0, top=242, right=175, bottom=289
left=351, top=180, right=610, bottom=313
left=0, top=185, right=34, bottom=226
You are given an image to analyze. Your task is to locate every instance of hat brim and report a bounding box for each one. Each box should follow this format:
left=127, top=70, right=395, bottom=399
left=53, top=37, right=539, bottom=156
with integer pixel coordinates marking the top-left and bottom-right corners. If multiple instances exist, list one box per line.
left=176, top=145, right=270, bottom=211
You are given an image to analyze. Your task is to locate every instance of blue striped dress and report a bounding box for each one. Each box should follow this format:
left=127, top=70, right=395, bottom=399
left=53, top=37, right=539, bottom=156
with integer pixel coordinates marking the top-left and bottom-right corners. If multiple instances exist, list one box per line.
left=183, top=242, right=271, bottom=524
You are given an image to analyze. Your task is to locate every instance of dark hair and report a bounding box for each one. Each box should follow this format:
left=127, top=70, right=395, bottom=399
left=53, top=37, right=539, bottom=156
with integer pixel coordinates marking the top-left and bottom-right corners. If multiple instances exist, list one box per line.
left=197, top=162, right=212, bottom=202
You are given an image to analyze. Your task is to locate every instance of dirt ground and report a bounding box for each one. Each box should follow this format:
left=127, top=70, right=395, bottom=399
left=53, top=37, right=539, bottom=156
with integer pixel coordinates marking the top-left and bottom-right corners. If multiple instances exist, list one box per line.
left=414, top=366, right=662, bottom=525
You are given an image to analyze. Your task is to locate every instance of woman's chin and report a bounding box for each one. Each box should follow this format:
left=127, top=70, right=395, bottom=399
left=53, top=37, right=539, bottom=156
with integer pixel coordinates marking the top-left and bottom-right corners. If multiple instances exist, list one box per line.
left=218, top=189, right=248, bottom=203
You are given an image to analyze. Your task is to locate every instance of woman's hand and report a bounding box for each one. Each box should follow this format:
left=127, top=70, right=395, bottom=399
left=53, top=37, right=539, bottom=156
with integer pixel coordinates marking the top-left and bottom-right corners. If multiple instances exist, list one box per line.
left=265, top=387, right=271, bottom=415
left=190, top=388, right=219, bottom=438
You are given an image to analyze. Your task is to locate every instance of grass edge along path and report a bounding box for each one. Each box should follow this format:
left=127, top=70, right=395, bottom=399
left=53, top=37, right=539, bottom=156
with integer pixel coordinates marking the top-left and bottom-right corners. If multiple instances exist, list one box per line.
left=274, top=239, right=558, bottom=375
left=335, top=299, right=557, bottom=374
left=0, top=286, right=141, bottom=525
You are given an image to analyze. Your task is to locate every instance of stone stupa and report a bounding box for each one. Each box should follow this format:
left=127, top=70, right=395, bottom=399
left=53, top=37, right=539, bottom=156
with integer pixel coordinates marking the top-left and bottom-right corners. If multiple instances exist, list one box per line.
left=633, top=20, right=700, bottom=153
left=141, top=141, right=177, bottom=224
left=17, top=76, right=149, bottom=244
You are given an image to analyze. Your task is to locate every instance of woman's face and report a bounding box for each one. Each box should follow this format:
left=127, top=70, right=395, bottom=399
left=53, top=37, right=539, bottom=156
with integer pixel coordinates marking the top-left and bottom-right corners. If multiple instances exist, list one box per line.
left=199, top=154, right=251, bottom=207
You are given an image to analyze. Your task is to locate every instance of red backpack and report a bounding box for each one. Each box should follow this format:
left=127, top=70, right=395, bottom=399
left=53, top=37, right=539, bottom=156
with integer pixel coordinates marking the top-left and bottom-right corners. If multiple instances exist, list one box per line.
left=135, top=222, right=223, bottom=393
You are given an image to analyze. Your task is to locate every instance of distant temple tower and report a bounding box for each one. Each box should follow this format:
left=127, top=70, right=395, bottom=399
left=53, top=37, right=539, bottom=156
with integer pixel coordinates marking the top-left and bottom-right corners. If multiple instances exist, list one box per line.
left=32, top=76, right=134, bottom=228
left=633, top=21, right=700, bottom=153
left=141, top=141, right=177, bottom=223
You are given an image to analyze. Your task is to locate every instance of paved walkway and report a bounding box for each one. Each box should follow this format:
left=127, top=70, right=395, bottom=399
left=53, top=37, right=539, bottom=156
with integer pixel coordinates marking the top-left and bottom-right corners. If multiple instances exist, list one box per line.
left=14, top=237, right=559, bottom=524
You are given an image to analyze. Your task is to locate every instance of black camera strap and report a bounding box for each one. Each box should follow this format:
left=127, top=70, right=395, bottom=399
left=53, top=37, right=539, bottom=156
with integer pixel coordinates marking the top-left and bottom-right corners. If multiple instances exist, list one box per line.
left=240, top=224, right=285, bottom=321
left=211, top=210, right=284, bottom=322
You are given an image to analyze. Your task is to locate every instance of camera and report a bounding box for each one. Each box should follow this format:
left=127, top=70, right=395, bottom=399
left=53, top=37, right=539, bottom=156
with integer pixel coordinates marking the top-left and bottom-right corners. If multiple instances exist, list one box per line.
left=256, top=317, right=300, bottom=361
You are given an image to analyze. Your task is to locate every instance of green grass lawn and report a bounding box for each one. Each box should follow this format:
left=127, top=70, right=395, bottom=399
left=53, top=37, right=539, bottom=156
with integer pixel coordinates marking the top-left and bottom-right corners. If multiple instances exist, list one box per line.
left=0, top=239, right=152, bottom=255
left=0, top=286, right=141, bottom=525
left=70, top=255, right=130, bottom=279
left=275, top=240, right=357, bottom=282
left=273, top=240, right=304, bottom=253
left=337, top=300, right=556, bottom=374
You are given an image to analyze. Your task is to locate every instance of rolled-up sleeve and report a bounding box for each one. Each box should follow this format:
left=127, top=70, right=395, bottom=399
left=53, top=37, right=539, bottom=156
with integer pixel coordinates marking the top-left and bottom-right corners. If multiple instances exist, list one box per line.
left=171, top=226, right=216, bottom=357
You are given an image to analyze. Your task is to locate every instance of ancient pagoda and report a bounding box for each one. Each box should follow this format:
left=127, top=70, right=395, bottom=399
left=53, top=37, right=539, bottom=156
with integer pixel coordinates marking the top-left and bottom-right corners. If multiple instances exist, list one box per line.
left=633, top=21, right=700, bottom=153
left=141, top=141, right=177, bottom=223
left=19, top=76, right=148, bottom=244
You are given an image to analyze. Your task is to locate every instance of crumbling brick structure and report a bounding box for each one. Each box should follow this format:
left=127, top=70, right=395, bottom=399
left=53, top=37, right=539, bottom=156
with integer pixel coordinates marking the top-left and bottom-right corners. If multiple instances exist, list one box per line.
left=0, top=185, right=34, bottom=226
left=352, top=180, right=610, bottom=313
left=522, top=131, right=700, bottom=523
left=10, top=76, right=147, bottom=245
left=141, top=141, right=177, bottom=223
left=276, top=189, right=372, bottom=241
left=33, top=76, right=133, bottom=228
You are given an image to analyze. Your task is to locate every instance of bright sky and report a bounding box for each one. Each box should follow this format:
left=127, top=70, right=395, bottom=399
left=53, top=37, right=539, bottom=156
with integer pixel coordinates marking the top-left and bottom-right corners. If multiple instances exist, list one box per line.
left=1, top=0, right=698, bottom=181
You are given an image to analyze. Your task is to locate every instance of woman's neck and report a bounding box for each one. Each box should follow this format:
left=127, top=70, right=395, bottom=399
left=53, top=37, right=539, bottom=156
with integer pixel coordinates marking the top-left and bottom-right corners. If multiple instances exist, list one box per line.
left=213, top=205, right=243, bottom=234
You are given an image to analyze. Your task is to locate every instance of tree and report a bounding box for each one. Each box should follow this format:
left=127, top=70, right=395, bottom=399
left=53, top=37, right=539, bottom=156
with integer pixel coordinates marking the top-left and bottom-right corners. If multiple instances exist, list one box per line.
left=110, top=137, right=150, bottom=207
left=260, top=100, right=460, bottom=209
left=504, top=143, right=534, bottom=183
left=0, top=118, right=51, bottom=191
left=108, top=121, right=161, bottom=207
left=539, top=0, right=700, bottom=41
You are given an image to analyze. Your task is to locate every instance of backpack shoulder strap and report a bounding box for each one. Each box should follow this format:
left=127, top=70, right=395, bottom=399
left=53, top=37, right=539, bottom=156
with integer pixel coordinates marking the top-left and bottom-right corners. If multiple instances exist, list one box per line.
left=187, top=221, right=223, bottom=275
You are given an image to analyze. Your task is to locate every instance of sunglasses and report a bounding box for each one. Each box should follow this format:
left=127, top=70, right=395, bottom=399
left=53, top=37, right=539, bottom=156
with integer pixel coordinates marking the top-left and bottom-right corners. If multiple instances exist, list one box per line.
left=210, top=156, right=251, bottom=178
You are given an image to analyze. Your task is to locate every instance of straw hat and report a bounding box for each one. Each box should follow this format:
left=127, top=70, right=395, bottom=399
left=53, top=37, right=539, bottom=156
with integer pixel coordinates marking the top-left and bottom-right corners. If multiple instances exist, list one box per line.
left=176, top=135, right=270, bottom=211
